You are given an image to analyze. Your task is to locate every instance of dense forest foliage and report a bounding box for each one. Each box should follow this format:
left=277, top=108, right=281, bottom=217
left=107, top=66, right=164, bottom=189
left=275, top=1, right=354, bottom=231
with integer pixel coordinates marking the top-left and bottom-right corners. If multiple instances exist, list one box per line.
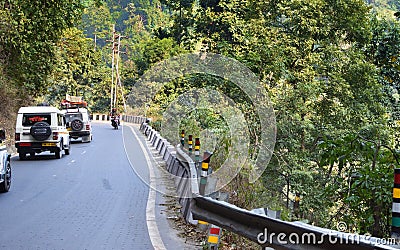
left=1, top=0, right=400, bottom=244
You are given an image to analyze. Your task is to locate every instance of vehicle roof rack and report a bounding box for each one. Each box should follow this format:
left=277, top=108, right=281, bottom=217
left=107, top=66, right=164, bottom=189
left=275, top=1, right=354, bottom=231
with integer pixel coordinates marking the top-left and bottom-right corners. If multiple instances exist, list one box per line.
left=61, top=94, right=87, bottom=110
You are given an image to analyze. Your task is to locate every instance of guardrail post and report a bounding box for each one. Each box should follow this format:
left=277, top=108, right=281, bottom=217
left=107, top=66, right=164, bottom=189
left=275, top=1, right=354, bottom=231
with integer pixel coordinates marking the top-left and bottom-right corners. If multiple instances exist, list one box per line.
left=194, top=138, right=200, bottom=166
left=199, top=151, right=212, bottom=195
left=181, top=129, right=185, bottom=146
left=198, top=151, right=213, bottom=230
left=207, top=224, right=222, bottom=249
left=188, top=135, right=193, bottom=155
left=392, top=168, right=400, bottom=240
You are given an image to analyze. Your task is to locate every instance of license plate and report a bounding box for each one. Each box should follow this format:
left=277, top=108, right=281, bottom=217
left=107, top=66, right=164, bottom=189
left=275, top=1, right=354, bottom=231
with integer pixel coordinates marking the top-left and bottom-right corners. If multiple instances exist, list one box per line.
left=42, top=143, right=56, bottom=146
left=67, top=128, right=72, bottom=131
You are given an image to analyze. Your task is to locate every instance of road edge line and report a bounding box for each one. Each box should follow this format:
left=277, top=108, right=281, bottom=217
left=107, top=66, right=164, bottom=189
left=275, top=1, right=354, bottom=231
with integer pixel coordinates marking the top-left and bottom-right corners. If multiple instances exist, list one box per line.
left=128, top=125, right=167, bottom=250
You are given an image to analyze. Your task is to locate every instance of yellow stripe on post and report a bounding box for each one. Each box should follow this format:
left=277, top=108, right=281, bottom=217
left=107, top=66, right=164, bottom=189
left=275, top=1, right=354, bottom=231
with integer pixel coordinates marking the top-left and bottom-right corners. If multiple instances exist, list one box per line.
left=394, top=188, right=400, bottom=198
left=208, top=236, right=219, bottom=244
left=202, top=162, right=209, bottom=170
left=195, top=145, right=200, bottom=150
left=199, top=220, right=208, bottom=225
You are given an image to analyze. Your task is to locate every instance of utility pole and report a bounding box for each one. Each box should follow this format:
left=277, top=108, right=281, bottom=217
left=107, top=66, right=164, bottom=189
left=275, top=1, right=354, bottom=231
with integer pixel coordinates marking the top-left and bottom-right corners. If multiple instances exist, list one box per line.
left=109, top=25, right=116, bottom=115
left=108, top=25, right=127, bottom=115
left=114, top=33, right=127, bottom=113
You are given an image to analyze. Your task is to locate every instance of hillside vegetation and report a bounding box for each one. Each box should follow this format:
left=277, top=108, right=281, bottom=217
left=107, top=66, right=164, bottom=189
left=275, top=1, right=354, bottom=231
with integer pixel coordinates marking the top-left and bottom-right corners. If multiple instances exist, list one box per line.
left=1, top=0, right=400, bottom=246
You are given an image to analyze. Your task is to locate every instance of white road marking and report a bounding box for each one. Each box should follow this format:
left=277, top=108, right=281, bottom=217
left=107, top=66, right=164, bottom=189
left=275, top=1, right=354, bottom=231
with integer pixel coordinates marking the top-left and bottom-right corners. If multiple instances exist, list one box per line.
left=126, top=125, right=166, bottom=250
left=81, top=151, right=86, bottom=155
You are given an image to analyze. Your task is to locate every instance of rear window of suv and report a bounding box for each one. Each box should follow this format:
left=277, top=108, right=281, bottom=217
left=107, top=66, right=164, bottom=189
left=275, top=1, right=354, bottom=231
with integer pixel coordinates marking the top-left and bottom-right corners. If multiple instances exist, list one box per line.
left=22, top=114, right=51, bottom=127
left=65, top=113, right=83, bottom=123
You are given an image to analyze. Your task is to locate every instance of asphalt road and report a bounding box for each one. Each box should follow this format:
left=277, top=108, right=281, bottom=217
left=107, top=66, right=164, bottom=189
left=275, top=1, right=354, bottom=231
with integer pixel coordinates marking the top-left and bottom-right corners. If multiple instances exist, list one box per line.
left=0, top=122, right=188, bottom=250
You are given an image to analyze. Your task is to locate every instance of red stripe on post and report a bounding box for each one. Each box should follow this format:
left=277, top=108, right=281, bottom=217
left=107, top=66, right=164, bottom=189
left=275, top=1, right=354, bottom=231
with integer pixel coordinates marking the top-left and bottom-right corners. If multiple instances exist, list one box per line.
left=188, top=135, right=193, bottom=147
left=210, top=227, right=220, bottom=235
left=395, top=173, right=400, bottom=185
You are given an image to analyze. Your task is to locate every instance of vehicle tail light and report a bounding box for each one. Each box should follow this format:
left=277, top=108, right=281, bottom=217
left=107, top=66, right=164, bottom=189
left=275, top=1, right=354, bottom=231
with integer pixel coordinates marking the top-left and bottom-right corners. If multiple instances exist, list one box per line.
left=86, top=124, right=90, bottom=130
left=15, top=133, right=20, bottom=141
left=19, top=142, right=31, bottom=147
left=53, top=132, right=59, bottom=140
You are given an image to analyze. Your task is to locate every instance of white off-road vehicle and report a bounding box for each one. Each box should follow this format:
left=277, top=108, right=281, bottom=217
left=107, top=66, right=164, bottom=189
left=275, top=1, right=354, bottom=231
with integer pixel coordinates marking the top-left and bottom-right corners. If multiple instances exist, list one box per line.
left=0, top=129, right=11, bottom=192
left=15, top=106, right=71, bottom=160
left=60, top=95, right=92, bottom=143
left=62, top=107, right=92, bottom=143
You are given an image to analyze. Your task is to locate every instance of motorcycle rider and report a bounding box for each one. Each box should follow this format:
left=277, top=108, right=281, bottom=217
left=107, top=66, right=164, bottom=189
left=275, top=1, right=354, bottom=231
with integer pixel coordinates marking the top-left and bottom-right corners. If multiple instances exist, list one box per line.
left=110, top=108, right=120, bottom=128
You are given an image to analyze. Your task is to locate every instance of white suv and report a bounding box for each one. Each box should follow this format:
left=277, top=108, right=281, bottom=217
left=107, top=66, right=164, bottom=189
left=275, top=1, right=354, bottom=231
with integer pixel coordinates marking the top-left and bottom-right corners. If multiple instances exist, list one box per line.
left=62, top=107, right=92, bottom=143
left=15, top=106, right=71, bottom=160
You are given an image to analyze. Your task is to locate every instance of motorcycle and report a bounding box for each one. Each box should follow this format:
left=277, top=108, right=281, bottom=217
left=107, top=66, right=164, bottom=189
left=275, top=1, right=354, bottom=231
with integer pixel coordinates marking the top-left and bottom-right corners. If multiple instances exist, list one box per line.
left=111, top=116, right=120, bottom=129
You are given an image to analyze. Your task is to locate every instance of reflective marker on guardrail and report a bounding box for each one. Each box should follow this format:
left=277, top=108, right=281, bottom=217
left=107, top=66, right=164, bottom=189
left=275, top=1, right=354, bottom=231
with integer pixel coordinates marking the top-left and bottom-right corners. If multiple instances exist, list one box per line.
left=194, top=138, right=200, bottom=165
left=392, top=168, right=400, bottom=240
left=200, top=151, right=212, bottom=191
left=188, top=135, right=193, bottom=155
left=198, top=151, right=213, bottom=228
left=181, top=130, right=185, bottom=146
left=207, top=224, right=222, bottom=249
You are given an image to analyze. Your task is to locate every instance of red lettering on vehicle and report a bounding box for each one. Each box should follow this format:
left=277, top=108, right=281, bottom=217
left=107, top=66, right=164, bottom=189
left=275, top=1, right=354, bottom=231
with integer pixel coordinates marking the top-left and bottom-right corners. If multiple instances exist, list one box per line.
left=29, top=116, right=44, bottom=122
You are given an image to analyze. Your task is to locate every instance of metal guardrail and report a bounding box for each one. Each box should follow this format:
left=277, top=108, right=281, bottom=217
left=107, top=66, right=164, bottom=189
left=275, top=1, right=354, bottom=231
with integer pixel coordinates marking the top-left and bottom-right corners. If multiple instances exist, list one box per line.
left=138, top=122, right=199, bottom=224
left=91, top=114, right=147, bottom=124
left=92, top=113, right=110, bottom=121
left=122, top=115, right=147, bottom=124
left=191, top=195, right=397, bottom=250
left=135, top=120, right=399, bottom=250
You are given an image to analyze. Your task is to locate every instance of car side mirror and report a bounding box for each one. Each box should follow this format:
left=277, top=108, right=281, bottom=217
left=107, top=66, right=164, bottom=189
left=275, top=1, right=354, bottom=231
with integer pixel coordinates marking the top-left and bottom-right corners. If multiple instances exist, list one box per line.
left=0, top=129, right=6, bottom=143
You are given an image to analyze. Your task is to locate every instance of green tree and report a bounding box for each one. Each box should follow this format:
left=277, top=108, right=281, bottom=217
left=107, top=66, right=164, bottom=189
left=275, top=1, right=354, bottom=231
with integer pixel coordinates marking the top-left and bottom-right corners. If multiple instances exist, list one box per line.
left=46, top=27, right=110, bottom=112
left=0, top=0, right=83, bottom=95
left=81, top=0, right=113, bottom=49
left=366, top=16, right=400, bottom=120
left=160, top=0, right=396, bottom=237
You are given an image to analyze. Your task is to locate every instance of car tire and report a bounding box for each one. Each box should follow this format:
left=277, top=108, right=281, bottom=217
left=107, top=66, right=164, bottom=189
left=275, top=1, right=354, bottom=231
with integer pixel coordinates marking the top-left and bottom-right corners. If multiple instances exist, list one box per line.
left=55, top=148, right=62, bottom=159
left=71, top=119, right=84, bottom=131
left=0, top=161, right=11, bottom=193
left=19, top=153, right=26, bottom=160
left=30, top=122, right=52, bottom=141
left=83, top=135, right=91, bottom=143
left=65, top=142, right=70, bottom=155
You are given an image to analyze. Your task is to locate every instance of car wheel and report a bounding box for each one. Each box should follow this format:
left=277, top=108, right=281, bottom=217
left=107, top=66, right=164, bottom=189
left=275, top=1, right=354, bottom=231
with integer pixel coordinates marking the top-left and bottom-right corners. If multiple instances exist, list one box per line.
left=0, top=162, right=11, bottom=193
left=83, top=135, right=91, bottom=143
left=19, top=153, right=26, bottom=160
left=55, top=148, right=62, bottom=159
left=30, top=122, right=52, bottom=141
left=65, top=142, right=70, bottom=155
left=70, top=119, right=84, bottom=131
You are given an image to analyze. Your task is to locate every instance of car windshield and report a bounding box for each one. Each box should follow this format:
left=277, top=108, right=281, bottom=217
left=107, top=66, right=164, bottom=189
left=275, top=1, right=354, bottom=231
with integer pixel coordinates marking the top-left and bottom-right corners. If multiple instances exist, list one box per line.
left=22, top=114, right=51, bottom=127
left=65, top=113, right=83, bottom=122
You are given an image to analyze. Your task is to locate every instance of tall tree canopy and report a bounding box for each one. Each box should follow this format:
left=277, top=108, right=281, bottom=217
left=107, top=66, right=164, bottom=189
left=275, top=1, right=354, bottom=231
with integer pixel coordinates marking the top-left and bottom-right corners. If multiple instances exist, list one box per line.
left=0, top=0, right=84, bottom=95
left=158, top=0, right=399, bottom=237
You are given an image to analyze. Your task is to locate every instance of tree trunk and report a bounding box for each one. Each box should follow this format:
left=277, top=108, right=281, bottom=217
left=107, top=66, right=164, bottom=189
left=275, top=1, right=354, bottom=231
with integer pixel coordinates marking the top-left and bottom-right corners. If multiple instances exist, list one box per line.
left=371, top=199, right=383, bottom=237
